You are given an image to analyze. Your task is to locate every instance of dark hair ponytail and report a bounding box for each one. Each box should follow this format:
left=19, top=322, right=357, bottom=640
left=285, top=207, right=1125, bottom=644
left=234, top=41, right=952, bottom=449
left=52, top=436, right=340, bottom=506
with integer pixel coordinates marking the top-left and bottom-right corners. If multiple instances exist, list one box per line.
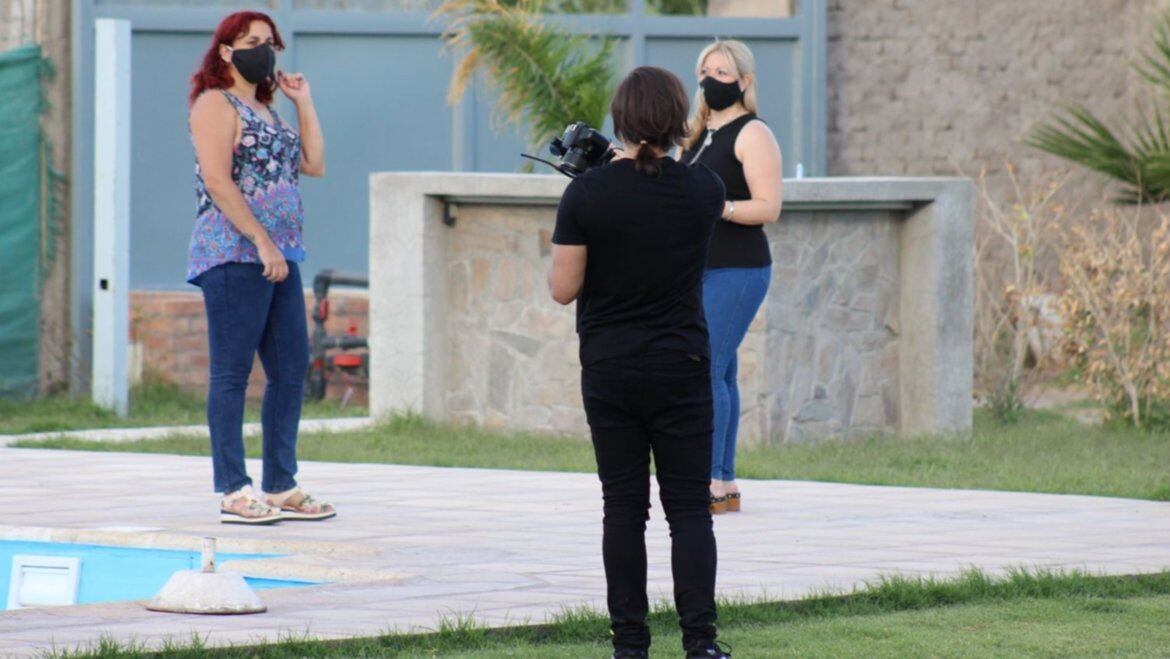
left=632, top=140, right=659, bottom=176
left=611, top=67, right=691, bottom=176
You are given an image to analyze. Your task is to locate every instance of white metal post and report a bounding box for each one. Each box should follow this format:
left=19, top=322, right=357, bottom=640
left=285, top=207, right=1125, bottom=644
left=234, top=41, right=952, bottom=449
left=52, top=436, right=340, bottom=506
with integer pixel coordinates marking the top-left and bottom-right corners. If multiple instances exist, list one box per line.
left=92, top=18, right=131, bottom=417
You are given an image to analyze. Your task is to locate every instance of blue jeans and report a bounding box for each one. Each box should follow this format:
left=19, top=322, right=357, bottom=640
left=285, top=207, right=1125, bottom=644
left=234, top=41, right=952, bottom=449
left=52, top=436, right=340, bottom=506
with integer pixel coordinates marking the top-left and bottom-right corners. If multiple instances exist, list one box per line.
left=702, top=266, right=771, bottom=482
left=195, top=262, right=309, bottom=494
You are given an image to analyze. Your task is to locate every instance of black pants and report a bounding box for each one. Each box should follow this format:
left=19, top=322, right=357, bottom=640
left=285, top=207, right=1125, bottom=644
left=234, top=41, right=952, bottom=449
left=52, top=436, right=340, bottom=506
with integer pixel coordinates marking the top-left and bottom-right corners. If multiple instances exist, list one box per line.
left=582, top=351, right=718, bottom=652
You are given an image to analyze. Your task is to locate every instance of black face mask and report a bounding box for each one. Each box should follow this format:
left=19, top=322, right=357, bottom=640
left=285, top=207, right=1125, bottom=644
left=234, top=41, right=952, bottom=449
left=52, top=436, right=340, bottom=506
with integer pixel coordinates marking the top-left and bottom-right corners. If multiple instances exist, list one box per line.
left=230, top=44, right=275, bottom=85
left=701, top=76, right=744, bottom=111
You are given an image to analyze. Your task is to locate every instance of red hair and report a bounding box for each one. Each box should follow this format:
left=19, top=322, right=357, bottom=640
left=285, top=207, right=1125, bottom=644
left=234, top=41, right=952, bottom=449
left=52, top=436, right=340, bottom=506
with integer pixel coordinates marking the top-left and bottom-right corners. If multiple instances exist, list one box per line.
left=189, top=11, right=284, bottom=106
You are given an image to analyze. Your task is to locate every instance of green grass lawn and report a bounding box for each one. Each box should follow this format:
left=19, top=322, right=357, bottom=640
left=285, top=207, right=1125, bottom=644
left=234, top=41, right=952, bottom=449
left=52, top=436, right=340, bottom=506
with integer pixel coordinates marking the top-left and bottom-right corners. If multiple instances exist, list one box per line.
left=54, top=570, right=1170, bottom=658
left=15, top=409, right=1170, bottom=501
left=419, top=597, right=1170, bottom=658
left=0, top=380, right=365, bottom=435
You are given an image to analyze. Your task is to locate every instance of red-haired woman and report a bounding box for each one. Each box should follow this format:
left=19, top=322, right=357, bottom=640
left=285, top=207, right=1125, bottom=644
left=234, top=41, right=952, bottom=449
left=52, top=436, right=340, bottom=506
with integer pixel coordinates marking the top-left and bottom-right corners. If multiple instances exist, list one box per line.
left=186, top=11, right=333, bottom=525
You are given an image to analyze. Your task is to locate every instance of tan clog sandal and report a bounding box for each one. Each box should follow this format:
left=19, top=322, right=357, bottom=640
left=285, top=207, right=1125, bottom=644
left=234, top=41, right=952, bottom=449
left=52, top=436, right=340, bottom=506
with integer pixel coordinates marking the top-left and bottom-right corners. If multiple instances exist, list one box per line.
left=221, top=486, right=283, bottom=525
left=266, top=487, right=336, bottom=521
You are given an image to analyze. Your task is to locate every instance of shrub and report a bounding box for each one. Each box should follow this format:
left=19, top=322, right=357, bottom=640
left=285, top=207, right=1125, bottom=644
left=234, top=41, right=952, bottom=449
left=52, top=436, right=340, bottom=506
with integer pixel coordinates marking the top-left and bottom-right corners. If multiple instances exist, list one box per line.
left=1058, top=208, right=1170, bottom=429
left=973, top=164, right=1070, bottom=422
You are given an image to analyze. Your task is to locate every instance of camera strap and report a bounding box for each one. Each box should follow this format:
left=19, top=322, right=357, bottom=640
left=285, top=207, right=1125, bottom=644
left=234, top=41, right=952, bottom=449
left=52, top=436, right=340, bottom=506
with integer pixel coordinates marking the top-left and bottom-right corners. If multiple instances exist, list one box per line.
left=520, top=152, right=579, bottom=178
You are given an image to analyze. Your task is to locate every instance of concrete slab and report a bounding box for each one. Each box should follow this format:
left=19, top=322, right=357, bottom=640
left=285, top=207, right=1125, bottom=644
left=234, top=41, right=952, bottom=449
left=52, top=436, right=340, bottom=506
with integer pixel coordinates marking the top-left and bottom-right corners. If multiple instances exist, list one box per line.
left=0, top=446, right=1166, bottom=656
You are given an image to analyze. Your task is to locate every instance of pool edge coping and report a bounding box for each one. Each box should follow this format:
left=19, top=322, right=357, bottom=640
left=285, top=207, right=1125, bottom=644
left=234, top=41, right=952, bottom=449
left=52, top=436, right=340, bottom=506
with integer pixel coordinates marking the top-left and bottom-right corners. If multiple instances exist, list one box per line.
left=0, top=525, right=411, bottom=587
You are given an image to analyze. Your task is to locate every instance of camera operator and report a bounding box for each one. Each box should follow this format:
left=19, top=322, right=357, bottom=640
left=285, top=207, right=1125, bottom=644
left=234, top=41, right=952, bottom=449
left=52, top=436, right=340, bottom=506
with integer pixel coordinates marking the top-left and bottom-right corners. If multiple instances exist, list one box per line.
left=547, top=67, right=731, bottom=659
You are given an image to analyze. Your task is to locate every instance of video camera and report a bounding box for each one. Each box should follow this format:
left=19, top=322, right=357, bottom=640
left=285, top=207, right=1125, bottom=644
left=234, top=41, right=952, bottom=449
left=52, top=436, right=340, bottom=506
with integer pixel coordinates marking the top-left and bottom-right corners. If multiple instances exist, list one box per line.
left=523, top=122, right=617, bottom=178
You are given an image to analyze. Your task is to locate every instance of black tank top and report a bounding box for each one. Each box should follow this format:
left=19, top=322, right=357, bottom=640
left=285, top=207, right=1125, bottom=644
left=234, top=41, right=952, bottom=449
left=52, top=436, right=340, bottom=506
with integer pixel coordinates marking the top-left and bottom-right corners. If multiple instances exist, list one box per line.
left=680, top=113, right=773, bottom=269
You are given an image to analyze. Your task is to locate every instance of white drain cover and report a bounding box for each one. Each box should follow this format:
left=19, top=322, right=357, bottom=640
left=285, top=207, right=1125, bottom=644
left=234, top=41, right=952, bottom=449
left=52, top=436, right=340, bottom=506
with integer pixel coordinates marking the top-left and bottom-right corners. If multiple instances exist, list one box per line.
left=7, top=555, right=81, bottom=609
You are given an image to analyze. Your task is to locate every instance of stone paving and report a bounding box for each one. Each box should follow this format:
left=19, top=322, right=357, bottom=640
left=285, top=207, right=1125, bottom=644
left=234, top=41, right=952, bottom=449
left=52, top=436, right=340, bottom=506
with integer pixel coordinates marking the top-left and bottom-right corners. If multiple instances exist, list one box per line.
left=0, top=445, right=1167, bottom=657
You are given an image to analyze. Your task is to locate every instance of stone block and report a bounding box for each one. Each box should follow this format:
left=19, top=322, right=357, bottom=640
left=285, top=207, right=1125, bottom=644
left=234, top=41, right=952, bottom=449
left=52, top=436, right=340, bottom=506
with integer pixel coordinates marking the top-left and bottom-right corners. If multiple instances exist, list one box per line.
left=370, top=174, right=972, bottom=443
left=487, top=344, right=514, bottom=412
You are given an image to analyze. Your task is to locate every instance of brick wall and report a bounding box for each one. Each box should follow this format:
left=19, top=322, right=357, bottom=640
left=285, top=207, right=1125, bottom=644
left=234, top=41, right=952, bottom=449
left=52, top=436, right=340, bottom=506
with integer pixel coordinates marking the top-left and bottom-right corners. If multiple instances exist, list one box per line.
left=826, top=0, right=1158, bottom=182
left=130, top=290, right=369, bottom=404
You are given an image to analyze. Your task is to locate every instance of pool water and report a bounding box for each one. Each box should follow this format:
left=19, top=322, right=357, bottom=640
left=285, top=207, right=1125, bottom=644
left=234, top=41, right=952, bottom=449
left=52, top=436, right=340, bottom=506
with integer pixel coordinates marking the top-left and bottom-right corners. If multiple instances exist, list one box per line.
left=1, top=540, right=317, bottom=610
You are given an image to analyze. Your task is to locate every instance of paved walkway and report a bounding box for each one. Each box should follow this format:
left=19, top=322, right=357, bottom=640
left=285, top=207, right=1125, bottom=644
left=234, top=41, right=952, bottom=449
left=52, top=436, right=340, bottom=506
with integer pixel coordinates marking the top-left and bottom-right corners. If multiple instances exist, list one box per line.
left=0, top=446, right=1167, bottom=657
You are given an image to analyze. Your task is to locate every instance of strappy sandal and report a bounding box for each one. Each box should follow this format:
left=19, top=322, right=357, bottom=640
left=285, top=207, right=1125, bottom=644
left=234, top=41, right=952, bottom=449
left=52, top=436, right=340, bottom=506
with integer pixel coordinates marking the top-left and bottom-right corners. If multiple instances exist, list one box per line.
left=221, top=486, right=282, bottom=525
left=726, top=491, right=742, bottom=512
left=710, top=493, right=728, bottom=515
left=266, top=487, right=336, bottom=521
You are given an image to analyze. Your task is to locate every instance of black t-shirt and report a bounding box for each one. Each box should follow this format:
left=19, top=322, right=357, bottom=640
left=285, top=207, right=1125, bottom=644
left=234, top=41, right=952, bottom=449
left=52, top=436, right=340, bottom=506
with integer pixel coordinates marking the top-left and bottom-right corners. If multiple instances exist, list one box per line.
left=552, top=157, right=726, bottom=366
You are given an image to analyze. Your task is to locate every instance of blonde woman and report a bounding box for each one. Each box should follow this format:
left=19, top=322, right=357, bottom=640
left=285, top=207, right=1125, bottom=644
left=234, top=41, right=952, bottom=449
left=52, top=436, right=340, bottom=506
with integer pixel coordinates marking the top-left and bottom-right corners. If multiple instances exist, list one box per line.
left=679, top=40, right=783, bottom=516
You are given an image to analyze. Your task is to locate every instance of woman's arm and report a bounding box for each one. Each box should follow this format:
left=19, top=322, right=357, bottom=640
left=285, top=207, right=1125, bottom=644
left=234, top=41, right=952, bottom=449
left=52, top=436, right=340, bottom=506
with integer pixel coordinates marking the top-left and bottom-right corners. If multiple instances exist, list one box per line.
left=548, top=245, right=587, bottom=305
left=725, top=120, right=783, bottom=226
left=190, top=92, right=288, bottom=282
left=277, top=72, right=325, bottom=177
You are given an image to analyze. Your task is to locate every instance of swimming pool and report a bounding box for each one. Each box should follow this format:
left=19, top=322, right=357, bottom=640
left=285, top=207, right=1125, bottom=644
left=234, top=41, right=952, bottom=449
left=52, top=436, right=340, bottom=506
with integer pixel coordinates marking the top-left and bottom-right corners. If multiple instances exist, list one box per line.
left=1, top=540, right=316, bottom=611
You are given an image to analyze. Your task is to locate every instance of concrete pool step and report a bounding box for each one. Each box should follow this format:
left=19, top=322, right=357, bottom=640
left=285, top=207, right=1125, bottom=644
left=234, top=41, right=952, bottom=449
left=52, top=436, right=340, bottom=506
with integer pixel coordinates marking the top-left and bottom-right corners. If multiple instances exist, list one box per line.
left=0, top=526, right=408, bottom=588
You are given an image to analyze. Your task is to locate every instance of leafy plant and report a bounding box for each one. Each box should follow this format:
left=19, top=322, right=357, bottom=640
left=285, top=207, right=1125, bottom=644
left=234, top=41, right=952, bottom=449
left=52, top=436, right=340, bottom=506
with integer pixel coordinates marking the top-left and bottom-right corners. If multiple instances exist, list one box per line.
left=1026, top=11, right=1170, bottom=203
left=435, top=0, right=617, bottom=151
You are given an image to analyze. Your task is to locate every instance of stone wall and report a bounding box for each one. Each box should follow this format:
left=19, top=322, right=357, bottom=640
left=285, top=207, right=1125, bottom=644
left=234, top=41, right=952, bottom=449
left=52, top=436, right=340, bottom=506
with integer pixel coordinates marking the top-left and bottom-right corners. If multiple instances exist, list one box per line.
left=440, top=205, right=900, bottom=442
left=826, top=0, right=1160, bottom=182
left=371, top=173, right=972, bottom=444
left=760, top=210, right=901, bottom=441
left=445, top=206, right=583, bottom=433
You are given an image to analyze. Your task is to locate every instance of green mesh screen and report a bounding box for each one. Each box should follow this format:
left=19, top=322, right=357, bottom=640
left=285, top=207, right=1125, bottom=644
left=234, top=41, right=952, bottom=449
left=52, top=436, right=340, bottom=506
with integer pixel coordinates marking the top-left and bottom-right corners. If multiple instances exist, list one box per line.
left=0, top=45, right=53, bottom=397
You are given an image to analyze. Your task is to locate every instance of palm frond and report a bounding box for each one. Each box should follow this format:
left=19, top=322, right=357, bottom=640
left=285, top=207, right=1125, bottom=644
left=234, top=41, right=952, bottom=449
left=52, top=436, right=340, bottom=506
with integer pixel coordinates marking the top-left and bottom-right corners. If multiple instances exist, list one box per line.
left=435, top=0, right=617, bottom=150
left=1027, top=8, right=1170, bottom=203
left=1136, top=11, right=1170, bottom=89
left=1025, top=106, right=1144, bottom=197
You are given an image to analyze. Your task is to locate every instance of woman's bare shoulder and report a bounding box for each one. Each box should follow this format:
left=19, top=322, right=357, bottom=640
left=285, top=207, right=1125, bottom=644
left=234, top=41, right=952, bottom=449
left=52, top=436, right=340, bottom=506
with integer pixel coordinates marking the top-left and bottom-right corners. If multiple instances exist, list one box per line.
left=736, top=118, right=781, bottom=157
left=190, top=89, right=235, bottom=120
left=741, top=118, right=776, bottom=141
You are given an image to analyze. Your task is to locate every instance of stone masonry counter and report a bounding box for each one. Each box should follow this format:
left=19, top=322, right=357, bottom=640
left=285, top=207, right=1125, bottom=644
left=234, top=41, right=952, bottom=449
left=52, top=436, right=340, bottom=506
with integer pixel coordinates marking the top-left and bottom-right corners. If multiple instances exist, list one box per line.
left=370, top=173, right=972, bottom=443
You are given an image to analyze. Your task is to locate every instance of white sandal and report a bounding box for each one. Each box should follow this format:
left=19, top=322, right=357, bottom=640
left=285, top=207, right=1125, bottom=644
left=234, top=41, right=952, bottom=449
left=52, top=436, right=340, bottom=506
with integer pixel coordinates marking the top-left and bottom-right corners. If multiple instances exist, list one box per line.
left=221, top=486, right=283, bottom=525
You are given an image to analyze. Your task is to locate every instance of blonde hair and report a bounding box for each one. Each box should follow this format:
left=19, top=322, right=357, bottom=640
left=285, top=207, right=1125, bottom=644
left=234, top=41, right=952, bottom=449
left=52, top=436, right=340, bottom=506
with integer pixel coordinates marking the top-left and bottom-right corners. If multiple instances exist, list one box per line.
left=684, top=39, right=759, bottom=150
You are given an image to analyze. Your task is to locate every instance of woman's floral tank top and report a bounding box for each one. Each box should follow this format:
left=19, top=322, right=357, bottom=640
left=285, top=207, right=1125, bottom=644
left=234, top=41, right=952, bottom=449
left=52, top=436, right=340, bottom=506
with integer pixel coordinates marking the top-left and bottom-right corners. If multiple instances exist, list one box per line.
left=186, top=90, right=305, bottom=283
